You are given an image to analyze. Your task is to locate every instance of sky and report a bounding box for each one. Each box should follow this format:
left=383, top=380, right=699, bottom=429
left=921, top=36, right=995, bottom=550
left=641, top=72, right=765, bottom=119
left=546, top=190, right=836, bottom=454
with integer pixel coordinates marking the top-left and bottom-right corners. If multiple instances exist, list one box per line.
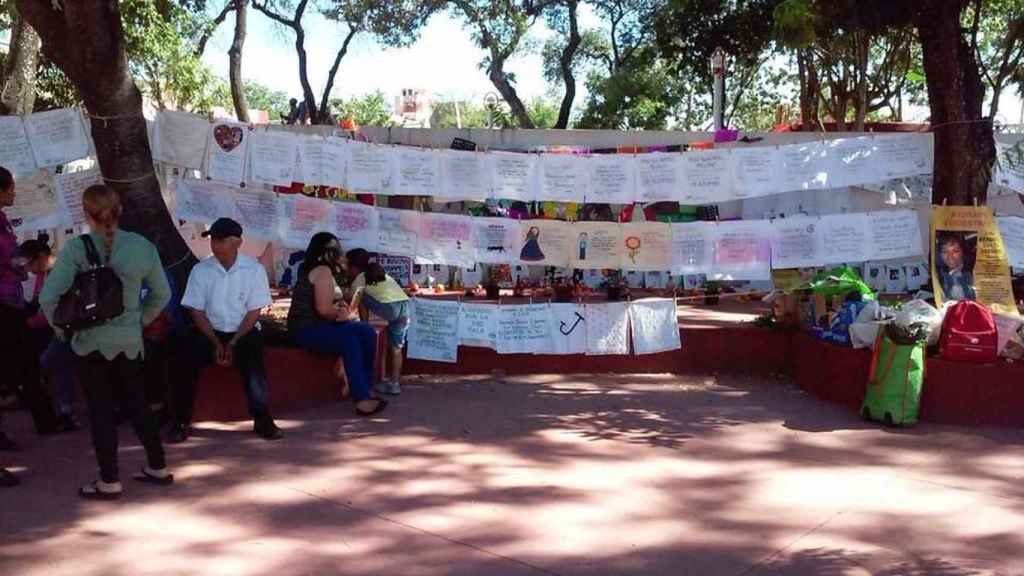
left=200, top=8, right=1024, bottom=126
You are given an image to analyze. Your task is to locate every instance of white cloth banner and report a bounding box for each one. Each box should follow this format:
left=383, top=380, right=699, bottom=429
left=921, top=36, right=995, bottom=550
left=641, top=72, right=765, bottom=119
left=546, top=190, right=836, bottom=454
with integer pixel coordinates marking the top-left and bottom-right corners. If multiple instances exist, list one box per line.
left=538, top=154, right=588, bottom=203
left=997, top=216, right=1024, bottom=268
left=827, top=137, right=879, bottom=189
left=154, top=110, right=209, bottom=170
left=489, top=151, right=538, bottom=201
left=440, top=149, right=490, bottom=200
left=780, top=142, right=828, bottom=191
left=279, top=194, right=334, bottom=249
left=680, top=148, right=730, bottom=204
left=517, top=219, right=572, bottom=267
left=710, top=220, right=773, bottom=280
left=417, top=212, right=475, bottom=268
left=205, top=122, right=249, bottom=185
left=473, top=217, right=520, bottom=264
left=377, top=207, right=419, bottom=256
left=24, top=108, right=90, bottom=168
left=408, top=298, right=460, bottom=363
left=175, top=179, right=237, bottom=225
left=0, top=116, right=40, bottom=176
left=547, top=303, right=587, bottom=355
left=459, top=303, right=498, bottom=349
left=348, top=141, right=395, bottom=194
left=730, top=146, right=780, bottom=200
left=770, top=217, right=823, bottom=269
left=396, top=146, right=442, bottom=196
left=587, top=154, right=636, bottom=204
left=629, top=298, right=681, bottom=355
left=874, top=133, right=933, bottom=180
left=234, top=188, right=280, bottom=241
left=867, top=210, right=923, bottom=261
left=819, top=212, right=870, bottom=264
left=298, top=136, right=347, bottom=188
left=55, top=168, right=103, bottom=228
left=621, top=222, right=672, bottom=271
left=635, top=152, right=682, bottom=202
left=496, top=303, right=550, bottom=355
left=585, top=301, right=630, bottom=355
left=248, top=131, right=297, bottom=187
left=333, top=201, right=378, bottom=251
left=671, top=222, right=714, bottom=274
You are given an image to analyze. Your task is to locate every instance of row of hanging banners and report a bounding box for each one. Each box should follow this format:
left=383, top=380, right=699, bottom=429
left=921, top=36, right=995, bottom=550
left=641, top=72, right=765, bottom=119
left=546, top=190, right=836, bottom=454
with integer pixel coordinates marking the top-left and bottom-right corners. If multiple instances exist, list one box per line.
left=408, top=298, right=682, bottom=363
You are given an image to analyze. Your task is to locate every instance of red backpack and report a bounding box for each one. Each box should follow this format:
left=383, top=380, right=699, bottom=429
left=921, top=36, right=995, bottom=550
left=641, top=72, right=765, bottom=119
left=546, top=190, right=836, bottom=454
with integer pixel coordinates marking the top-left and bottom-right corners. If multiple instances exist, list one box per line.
left=938, top=301, right=998, bottom=363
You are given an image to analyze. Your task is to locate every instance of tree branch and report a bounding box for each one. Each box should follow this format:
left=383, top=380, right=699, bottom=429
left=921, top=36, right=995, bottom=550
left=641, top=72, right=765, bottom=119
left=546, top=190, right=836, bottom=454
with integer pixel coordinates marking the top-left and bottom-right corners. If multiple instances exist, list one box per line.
left=319, top=24, right=359, bottom=121
left=251, top=0, right=297, bottom=29
left=196, top=0, right=236, bottom=57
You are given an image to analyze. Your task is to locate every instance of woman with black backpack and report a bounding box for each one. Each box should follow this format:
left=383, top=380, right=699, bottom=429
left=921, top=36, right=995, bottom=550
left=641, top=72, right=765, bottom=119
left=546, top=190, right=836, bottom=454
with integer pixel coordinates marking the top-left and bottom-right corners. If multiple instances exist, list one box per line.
left=39, top=184, right=174, bottom=500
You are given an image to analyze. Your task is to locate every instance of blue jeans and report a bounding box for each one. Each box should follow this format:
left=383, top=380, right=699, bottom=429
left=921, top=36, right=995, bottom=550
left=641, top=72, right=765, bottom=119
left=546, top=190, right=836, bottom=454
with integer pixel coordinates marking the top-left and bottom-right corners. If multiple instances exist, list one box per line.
left=363, top=296, right=410, bottom=349
left=41, top=339, right=76, bottom=414
left=296, top=321, right=377, bottom=401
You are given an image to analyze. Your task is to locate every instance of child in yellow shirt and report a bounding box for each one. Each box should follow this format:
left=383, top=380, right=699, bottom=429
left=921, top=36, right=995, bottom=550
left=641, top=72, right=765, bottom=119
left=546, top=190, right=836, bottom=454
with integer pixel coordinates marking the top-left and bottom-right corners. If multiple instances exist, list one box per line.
left=346, top=249, right=410, bottom=395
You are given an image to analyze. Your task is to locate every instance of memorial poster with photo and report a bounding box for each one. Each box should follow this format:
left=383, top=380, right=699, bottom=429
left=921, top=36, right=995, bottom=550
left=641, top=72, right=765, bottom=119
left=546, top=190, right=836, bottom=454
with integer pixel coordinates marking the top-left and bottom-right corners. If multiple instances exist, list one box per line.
left=635, top=152, right=682, bottom=202
left=489, top=151, right=538, bottom=201
left=931, top=205, right=1016, bottom=314
left=333, top=201, right=378, bottom=251
left=586, top=153, right=636, bottom=204
left=473, top=217, right=520, bottom=264
left=620, top=222, right=672, bottom=271
left=205, top=121, right=249, bottom=185
left=0, top=116, right=40, bottom=176
left=629, top=298, right=681, bottom=355
left=517, top=219, right=572, bottom=267
left=547, top=303, right=587, bottom=355
left=905, top=261, right=929, bottom=292
left=23, top=108, right=90, bottom=168
left=408, top=298, right=460, bottom=363
left=571, top=221, right=623, bottom=270
left=671, top=222, right=714, bottom=275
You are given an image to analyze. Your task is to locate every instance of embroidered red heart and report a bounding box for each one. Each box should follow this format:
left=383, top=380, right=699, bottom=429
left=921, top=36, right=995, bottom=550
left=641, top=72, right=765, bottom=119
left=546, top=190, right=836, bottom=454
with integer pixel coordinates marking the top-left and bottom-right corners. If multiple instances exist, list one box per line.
left=213, top=124, right=244, bottom=153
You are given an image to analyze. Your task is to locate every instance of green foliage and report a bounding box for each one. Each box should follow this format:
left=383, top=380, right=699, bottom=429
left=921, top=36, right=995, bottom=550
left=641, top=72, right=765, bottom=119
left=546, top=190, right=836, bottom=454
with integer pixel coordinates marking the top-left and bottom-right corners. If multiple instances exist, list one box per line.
left=577, top=51, right=680, bottom=130
left=212, top=79, right=291, bottom=118
left=429, top=97, right=559, bottom=129
left=329, top=91, right=394, bottom=127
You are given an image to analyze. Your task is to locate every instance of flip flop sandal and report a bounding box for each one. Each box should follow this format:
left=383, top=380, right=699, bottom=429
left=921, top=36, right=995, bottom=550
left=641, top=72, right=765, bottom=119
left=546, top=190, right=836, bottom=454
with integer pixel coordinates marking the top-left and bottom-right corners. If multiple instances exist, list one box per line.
left=133, top=468, right=174, bottom=486
left=355, top=399, right=388, bottom=417
left=79, top=480, right=122, bottom=501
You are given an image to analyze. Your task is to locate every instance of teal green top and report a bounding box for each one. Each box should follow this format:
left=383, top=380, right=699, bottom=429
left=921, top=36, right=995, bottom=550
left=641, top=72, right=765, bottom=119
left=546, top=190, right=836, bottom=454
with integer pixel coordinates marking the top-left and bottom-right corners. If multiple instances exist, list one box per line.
left=39, top=230, right=171, bottom=360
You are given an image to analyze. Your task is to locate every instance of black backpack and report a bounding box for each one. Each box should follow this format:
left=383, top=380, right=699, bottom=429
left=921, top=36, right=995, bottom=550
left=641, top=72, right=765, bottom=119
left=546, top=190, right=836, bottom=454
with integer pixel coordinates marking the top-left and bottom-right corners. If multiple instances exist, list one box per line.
left=52, top=235, right=124, bottom=332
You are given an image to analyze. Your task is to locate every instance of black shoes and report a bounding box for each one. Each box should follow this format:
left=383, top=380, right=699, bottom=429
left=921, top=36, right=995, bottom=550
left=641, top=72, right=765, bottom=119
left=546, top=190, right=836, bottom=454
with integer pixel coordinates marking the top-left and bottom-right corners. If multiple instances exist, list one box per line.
left=254, top=418, right=283, bottom=441
left=0, top=430, right=17, bottom=452
left=166, top=423, right=192, bottom=444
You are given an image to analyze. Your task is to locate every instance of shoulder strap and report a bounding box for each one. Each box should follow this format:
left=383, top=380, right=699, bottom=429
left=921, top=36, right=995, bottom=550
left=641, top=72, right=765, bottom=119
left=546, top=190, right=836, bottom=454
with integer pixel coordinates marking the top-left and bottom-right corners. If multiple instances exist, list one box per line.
left=80, top=234, right=102, bottom=268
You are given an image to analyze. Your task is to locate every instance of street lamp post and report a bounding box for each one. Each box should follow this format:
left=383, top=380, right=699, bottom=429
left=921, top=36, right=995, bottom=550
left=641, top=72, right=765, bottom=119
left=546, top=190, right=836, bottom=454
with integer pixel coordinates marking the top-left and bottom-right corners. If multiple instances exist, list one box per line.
left=711, top=47, right=726, bottom=131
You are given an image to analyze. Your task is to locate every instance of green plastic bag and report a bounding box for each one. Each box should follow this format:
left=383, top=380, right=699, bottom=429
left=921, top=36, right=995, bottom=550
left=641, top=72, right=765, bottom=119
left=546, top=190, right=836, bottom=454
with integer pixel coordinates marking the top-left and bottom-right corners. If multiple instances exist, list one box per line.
left=806, top=266, right=875, bottom=299
left=861, top=329, right=926, bottom=426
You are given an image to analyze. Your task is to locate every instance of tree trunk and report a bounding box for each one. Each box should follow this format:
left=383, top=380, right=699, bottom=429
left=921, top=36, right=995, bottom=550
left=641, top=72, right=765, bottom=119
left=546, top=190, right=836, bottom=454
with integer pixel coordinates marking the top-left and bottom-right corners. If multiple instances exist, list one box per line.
left=913, top=0, right=995, bottom=206
left=294, top=27, right=320, bottom=125
left=229, top=0, right=250, bottom=123
left=797, top=50, right=821, bottom=131
left=1, top=9, right=41, bottom=115
left=554, top=0, right=581, bottom=129
left=16, top=0, right=197, bottom=289
left=489, top=59, right=534, bottom=129
left=853, top=31, right=870, bottom=131
left=319, top=26, right=358, bottom=124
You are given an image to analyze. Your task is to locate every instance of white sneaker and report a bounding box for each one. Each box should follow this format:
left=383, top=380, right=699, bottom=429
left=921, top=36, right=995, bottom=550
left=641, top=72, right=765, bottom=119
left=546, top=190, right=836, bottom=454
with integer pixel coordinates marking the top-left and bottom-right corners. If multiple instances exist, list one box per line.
left=375, top=381, right=401, bottom=395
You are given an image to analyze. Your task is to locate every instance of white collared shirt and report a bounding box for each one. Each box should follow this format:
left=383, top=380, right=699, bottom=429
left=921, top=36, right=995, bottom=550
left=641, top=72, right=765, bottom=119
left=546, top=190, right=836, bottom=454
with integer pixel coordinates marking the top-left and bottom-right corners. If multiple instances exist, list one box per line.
left=181, top=254, right=272, bottom=333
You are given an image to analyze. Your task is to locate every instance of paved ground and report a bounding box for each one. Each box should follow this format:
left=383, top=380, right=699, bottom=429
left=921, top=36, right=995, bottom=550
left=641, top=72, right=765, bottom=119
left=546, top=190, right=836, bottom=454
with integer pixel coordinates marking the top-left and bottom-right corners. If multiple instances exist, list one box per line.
left=2, top=373, right=1023, bottom=576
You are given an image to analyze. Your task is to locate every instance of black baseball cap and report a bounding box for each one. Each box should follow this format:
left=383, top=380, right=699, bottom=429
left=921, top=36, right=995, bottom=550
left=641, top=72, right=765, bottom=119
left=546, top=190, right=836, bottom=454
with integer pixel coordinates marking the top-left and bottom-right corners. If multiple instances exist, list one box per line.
left=202, top=217, right=243, bottom=239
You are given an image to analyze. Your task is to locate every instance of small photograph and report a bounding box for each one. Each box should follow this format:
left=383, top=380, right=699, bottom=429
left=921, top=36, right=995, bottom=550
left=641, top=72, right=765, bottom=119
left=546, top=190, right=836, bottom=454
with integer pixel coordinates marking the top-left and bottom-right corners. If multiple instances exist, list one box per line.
left=934, top=231, right=978, bottom=301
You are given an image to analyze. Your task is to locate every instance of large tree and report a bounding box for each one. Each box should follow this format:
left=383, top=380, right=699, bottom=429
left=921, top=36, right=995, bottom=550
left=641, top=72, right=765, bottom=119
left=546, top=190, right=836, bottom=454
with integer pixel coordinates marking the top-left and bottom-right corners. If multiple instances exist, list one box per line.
left=16, top=0, right=197, bottom=287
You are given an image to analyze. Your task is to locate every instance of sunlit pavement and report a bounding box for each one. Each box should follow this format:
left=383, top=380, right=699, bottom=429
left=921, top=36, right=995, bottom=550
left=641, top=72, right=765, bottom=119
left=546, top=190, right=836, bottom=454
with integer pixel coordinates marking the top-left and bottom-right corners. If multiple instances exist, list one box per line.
left=3, top=373, right=1023, bottom=575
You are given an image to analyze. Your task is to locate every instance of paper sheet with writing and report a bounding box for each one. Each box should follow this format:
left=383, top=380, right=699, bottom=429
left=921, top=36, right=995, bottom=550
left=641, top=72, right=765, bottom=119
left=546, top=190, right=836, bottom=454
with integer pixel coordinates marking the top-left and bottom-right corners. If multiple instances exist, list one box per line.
left=298, top=136, right=347, bottom=187
left=396, top=146, right=442, bottom=196
left=247, top=131, right=298, bottom=187
left=459, top=303, right=498, bottom=349
left=819, top=212, right=870, bottom=264
left=629, top=298, right=681, bottom=355
left=440, top=149, right=490, bottom=200
left=585, top=302, right=630, bottom=356
left=24, top=108, right=90, bottom=168
left=571, top=221, right=623, bottom=269
left=279, top=193, right=334, bottom=249
left=6, top=170, right=59, bottom=233
left=154, top=110, right=209, bottom=169
left=205, top=122, right=249, bottom=185
left=233, top=187, right=280, bottom=241
left=994, top=142, right=1024, bottom=194
left=497, top=304, right=551, bottom=355
left=473, top=217, right=520, bottom=264
left=175, top=179, right=237, bottom=225
left=710, top=220, right=773, bottom=281
left=680, top=149, right=730, bottom=204
left=377, top=207, right=419, bottom=257
left=489, top=151, right=538, bottom=201
left=348, top=141, right=395, bottom=194
left=770, top=217, right=823, bottom=269
left=997, top=216, right=1024, bottom=268
left=333, top=201, right=378, bottom=251
left=826, top=137, right=880, bottom=188
left=538, top=154, right=588, bottom=203
left=408, top=298, right=460, bottom=363
left=730, top=146, right=780, bottom=200
left=517, top=219, right=572, bottom=267
left=671, top=222, right=714, bottom=274
left=635, top=153, right=682, bottom=202
left=0, top=117, right=40, bottom=176
left=417, top=212, right=476, bottom=268
left=586, top=154, right=636, bottom=204
left=779, top=142, right=828, bottom=191
left=874, top=133, right=933, bottom=180
left=867, top=210, right=923, bottom=261
left=547, top=303, right=587, bottom=355
left=620, top=222, right=672, bottom=271
left=56, top=168, right=103, bottom=228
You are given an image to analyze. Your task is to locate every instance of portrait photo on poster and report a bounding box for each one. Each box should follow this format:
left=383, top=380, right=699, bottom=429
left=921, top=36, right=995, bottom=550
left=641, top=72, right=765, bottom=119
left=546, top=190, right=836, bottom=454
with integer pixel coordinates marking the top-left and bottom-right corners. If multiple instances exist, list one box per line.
left=934, top=231, right=978, bottom=301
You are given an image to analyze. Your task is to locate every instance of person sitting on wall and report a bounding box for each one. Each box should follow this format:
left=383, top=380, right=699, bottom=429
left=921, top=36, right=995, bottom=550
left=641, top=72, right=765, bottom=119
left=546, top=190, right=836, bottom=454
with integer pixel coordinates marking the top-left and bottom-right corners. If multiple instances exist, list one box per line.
left=167, top=218, right=283, bottom=444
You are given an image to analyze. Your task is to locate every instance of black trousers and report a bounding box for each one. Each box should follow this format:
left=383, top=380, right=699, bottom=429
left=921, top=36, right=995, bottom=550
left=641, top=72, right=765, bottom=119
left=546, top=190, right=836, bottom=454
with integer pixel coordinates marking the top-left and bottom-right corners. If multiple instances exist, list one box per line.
left=170, top=328, right=270, bottom=426
left=0, top=303, right=57, bottom=433
left=75, top=352, right=166, bottom=483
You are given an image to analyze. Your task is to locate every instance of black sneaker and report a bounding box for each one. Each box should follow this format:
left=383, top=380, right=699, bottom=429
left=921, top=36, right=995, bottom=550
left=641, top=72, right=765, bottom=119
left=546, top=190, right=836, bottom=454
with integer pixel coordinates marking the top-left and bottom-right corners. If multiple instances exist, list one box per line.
left=254, top=419, right=284, bottom=441
left=166, top=423, right=191, bottom=444
left=0, top=430, right=17, bottom=452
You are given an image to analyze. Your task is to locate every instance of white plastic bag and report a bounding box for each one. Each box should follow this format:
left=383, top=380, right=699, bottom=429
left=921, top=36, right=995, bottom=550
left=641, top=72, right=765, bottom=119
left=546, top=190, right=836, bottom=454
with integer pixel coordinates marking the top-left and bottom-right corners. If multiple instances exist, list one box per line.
left=892, top=299, right=944, bottom=345
left=849, top=300, right=896, bottom=349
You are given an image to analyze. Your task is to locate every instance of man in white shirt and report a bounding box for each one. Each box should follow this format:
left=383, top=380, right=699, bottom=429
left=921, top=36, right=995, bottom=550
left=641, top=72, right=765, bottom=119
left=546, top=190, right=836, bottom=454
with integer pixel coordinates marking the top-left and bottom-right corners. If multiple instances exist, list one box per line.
left=168, top=218, right=282, bottom=443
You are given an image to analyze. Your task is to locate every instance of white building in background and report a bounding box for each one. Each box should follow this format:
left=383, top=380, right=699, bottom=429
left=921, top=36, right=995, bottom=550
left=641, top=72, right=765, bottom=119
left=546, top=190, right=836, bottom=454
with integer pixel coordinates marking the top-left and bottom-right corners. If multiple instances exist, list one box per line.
left=394, top=88, right=432, bottom=128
